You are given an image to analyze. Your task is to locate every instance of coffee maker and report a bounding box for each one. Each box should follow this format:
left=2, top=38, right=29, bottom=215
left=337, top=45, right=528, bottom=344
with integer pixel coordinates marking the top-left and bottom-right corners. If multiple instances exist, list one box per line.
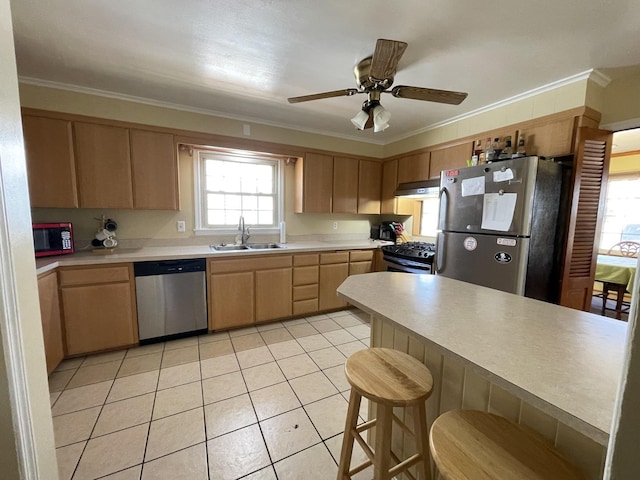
left=379, top=222, right=397, bottom=242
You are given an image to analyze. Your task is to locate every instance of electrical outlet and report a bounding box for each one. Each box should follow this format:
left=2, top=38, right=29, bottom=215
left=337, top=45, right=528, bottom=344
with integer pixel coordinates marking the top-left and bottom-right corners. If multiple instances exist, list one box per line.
left=333, top=221, right=338, bottom=230
left=176, top=220, right=186, bottom=233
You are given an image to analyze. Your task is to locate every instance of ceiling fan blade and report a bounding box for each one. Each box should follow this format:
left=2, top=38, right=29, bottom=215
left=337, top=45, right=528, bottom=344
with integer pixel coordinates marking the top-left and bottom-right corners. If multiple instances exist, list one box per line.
left=369, top=39, right=408, bottom=81
left=287, top=88, right=360, bottom=104
left=390, top=85, right=468, bottom=105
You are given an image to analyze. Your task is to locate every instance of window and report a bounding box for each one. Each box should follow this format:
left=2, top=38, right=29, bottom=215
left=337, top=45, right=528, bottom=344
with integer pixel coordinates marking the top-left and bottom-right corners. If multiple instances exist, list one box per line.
left=194, top=149, right=282, bottom=234
left=419, top=197, right=439, bottom=237
left=599, top=173, right=640, bottom=250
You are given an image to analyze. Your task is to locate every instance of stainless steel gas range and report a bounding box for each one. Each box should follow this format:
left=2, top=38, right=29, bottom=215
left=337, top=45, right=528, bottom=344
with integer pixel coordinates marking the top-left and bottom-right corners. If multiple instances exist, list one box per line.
left=381, top=242, right=436, bottom=274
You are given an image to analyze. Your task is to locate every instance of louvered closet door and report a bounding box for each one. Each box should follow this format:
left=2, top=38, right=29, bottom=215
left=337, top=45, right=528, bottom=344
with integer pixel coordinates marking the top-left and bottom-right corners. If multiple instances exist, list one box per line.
left=559, top=127, right=612, bottom=310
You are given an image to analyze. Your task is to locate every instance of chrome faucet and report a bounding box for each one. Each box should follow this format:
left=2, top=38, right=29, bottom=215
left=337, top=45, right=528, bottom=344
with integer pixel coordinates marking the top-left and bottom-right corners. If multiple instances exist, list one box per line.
left=238, top=215, right=250, bottom=244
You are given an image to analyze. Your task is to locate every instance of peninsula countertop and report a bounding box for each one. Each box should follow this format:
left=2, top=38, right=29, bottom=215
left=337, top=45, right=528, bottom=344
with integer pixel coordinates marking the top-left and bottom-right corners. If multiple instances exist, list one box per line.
left=337, top=272, right=627, bottom=444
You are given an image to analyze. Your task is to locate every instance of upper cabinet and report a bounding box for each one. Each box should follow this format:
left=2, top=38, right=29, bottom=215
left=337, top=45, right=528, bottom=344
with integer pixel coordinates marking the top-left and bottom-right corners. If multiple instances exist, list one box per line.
left=22, top=112, right=179, bottom=210
left=357, top=160, right=381, bottom=214
left=295, top=152, right=334, bottom=213
left=333, top=156, right=359, bottom=214
left=398, top=151, right=430, bottom=184
left=518, top=118, right=576, bottom=158
left=22, top=115, right=79, bottom=208
left=428, top=142, right=473, bottom=179
left=380, top=159, right=416, bottom=215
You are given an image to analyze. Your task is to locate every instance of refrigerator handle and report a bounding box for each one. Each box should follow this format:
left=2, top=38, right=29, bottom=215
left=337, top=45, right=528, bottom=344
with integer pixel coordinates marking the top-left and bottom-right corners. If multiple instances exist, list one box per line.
left=434, top=232, right=445, bottom=274
left=437, top=187, right=448, bottom=231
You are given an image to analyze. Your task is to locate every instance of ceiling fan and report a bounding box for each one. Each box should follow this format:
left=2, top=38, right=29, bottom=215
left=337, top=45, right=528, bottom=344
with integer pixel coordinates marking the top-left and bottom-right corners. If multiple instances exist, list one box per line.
left=287, top=39, right=468, bottom=132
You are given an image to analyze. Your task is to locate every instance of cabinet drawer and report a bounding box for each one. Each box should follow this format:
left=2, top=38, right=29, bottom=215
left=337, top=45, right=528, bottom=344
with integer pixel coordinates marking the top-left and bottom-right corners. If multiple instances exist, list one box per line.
left=320, top=252, right=349, bottom=265
left=349, top=261, right=373, bottom=276
left=59, top=265, right=131, bottom=286
left=209, top=255, right=292, bottom=273
left=294, top=254, right=319, bottom=266
left=293, top=299, right=318, bottom=316
left=293, top=266, right=319, bottom=286
left=350, top=250, right=374, bottom=262
left=293, top=284, right=318, bottom=301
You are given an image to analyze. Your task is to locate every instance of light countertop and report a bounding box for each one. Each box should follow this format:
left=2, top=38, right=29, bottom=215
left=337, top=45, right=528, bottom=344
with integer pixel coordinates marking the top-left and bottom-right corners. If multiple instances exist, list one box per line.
left=36, top=239, right=391, bottom=275
left=337, top=272, right=627, bottom=444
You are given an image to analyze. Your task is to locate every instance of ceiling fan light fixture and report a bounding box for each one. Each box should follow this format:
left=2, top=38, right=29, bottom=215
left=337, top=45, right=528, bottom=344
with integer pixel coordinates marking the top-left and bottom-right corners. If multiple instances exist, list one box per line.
left=372, top=104, right=390, bottom=132
left=350, top=109, right=369, bottom=130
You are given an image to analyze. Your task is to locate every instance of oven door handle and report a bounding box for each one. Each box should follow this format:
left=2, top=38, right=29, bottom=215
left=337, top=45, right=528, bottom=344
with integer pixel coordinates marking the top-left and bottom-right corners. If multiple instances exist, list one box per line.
left=435, top=232, right=445, bottom=274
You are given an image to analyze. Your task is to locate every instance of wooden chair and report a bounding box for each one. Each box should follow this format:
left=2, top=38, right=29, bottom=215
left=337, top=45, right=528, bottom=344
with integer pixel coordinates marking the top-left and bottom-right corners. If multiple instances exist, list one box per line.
left=609, top=241, right=640, bottom=258
left=600, top=241, right=639, bottom=319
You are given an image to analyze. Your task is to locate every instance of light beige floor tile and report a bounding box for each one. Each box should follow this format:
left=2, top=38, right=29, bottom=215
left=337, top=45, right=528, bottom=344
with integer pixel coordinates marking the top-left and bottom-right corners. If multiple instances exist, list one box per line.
left=153, top=381, right=203, bottom=420
left=256, top=321, right=284, bottom=332
left=260, top=327, right=294, bottom=345
left=277, top=353, right=319, bottom=379
left=198, top=330, right=230, bottom=344
left=229, top=325, right=259, bottom=337
left=333, top=315, right=363, bottom=328
left=207, top=424, right=271, bottom=479
left=93, top=393, right=154, bottom=437
left=49, top=369, right=75, bottom=393
left=237, top=345, right=275, bottom=369
left=282, top=318, right=310, bottom=326
left=52, top=381, right=113, bottom=416
left=336, top=340, right=368, bottom=358
left=274, top=443, right=338, bottom=479
left=164, top=336, right=198, bottom=351
left=310, top=318, right=342, bottom=333
left=202, top=371, right=247, bottom=405
left=242, top=362, right=286, bottom=391
left=66, top=360, right=121, bottom=389
left=107, top=370, right=159, bottom=403
left=267, top=339, right=305, bottom=360
left=81, top=350, right=126, bottom=367
left=304, top=394, right=349, bottom=439
left=231, top=332, right=266, bottom=352
left=145, top=407, right=205, bottom=461
left=55, top=357, right=85, bottom=372
left=53, top=406, right=101, bottom=447
left=117, top=352, right=162, bottom=378
left=325, top=432, right=371, bottom=479
left=345, top=324, right=370, bottom=340
left=141, top=443, right=208, bottom=480
left=161, top=345, right=199, bottom=368
left=289, top=372, right=339, bottom=405
left=157, top=361, right=201, bottom=390
left=205, top=393, right=257, bottom=438
left=304, top=313, right=330, bottom=322
left=74, top=424, right=148, bottom=480
left=126, top=342, right=164, bottom=358
left=322, top=329, right=358, bottom=346
left=50, top=391, right=61, bottom=407
left=286, top=323, right=319, bottom=338
left=323, top=364, right=351, bottom=392
left=56, top=441, right=86, bottom=480
left=100, top=465, right=142, bottom=480
left=199, top=338, right=234, bottom=359
left=308, top=346, right=347, bottom=369
left=296, top=333, right=332, bottom=352
left=260, top=408, right=321, bottom=462
left=242, top=466, right=278, bottom=479
left=250, top=382, right=301, bottom=421
left=200, top=352, right=239, bottom=379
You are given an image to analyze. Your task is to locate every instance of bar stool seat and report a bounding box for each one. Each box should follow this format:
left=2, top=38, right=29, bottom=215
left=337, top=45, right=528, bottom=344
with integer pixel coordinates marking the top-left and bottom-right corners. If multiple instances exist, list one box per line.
left=429, top=410, right=584, bottom=479
left=338, top=348, right=434, bottom=480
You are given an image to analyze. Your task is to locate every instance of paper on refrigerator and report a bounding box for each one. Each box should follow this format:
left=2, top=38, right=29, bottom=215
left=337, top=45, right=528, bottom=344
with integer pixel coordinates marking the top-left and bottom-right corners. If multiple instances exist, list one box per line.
left=481, top=193, right=517, bottom=231
left=461, top=176, right=485, bottom=197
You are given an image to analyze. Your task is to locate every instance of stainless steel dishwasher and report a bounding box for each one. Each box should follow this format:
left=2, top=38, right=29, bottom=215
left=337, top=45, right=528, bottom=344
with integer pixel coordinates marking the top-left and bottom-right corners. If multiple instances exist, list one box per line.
left=134, top=258, right=207, bottom=344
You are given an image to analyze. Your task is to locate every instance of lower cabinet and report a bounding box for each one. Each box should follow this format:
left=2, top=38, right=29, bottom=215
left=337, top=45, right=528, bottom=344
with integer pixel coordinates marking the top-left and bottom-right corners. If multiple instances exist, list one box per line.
left=293, top=254, right=320, bottom=316
left=60, top=264, right=138, bottom=356
left=319, top=252, right=350, bottom=311
left=37, top=271, right=64, bottom=373
left=210, top=271, right=255, bottom=330
left=349, top=250, right=374, bottom=276
left=256, top=268, right=292, bottom=322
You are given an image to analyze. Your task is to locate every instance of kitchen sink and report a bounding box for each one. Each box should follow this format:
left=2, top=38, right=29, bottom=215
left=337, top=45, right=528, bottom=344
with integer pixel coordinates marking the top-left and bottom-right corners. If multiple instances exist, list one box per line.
left=210, top=244, right=249, bottom=251
left=246, top=243, right=284, bottom=249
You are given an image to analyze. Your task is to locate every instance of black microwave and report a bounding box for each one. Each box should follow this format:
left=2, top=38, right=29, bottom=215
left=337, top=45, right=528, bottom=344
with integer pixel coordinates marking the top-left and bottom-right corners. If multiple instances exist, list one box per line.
left=32, top=223, right=74, bottom=257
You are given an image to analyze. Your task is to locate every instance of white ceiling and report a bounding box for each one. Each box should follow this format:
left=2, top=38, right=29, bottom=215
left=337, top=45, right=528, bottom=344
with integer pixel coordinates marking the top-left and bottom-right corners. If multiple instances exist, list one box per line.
left=9, top=0, right=640, bottom=145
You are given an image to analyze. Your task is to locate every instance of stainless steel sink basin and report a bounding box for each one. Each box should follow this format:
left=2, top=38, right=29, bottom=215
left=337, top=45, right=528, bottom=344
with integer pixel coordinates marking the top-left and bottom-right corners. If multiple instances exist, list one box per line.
left=210, top=244, right=249, bottom=251
left=246, top=243, right=283, bottom=249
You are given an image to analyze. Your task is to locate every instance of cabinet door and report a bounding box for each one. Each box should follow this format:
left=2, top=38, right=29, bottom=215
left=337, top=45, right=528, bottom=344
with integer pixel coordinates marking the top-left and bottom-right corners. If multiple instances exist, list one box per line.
left=349, top=261, right=373, bottom=276
left=429, top=142, right=473, bottom=179
left=358, top=160, right=381, bottom=214
left=130, top=129, right=179, bottom=210
left=519, top=118, right=576, bottom=157
left=37, top=272, right=64, bottom=374
left=74, top=122, right=133, bottom=208
left=62, top=282, right=136, bottom=355
left=210, top=272, right=255, bottom=330
left=295, top=152, right=333, bottom=213
left=22, top=115, right=78, bottom=208
left=381, top=159, right=417, bottom=215
left=319, top=263, right=349, bottom=310
left=256, top=268, right=292, bottom=322
left=333, top=156, right=359, bottom=213
left=398, top=151, right=430, bottom=184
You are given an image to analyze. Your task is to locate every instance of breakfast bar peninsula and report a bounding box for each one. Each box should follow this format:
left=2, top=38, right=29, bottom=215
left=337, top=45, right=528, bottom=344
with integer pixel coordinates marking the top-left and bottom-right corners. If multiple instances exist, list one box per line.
left=337, top=272, right=627, bottom=479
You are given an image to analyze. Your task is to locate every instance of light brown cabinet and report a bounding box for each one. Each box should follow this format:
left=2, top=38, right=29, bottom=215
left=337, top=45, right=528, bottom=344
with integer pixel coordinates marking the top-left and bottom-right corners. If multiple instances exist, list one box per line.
left=22, top=115, right=79, bottom=208
left=319, top=252, right=350, bottom=311
left=428, top=142, right=473, bottom=179
left=398, top=151, right=430, bottom=184
left=293, top=254, right=320, bottom=316
left=37, top=271, right=64, bottom=374
left=518, top=118, right=576, bottom=157
left=349, top=250, right=374, bottom=276
left=333, top=156, right=359, bottom=213
left=210, top=271, right=255, bottom=330
left=358, top=160, right=382, bottom=214
left=60, top=264, right=138, bottom=356
left=295, top=152, right=333, bottom=213
left=381, top=159, right=417, bottom=215
left=256, top=268, right=292, bottom=322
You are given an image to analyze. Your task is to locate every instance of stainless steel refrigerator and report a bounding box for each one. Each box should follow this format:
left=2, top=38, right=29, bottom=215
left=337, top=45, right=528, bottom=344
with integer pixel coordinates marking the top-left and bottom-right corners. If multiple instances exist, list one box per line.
left=435, top=156, right=567, bottom=302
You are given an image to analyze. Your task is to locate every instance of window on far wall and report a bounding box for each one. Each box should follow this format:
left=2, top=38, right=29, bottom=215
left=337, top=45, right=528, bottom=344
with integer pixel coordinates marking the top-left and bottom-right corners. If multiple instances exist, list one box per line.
left=193, top=149, right=282, bottom=234
left=419, top=197, right=439, bottom=237
left=599, top=173, right=640, bottom=250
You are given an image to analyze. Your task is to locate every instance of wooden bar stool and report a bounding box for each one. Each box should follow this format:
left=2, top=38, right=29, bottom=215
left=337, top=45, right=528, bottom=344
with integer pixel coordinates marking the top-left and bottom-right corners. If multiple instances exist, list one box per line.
left=337, top=348, right=434, bottom=480
left=429, top=410, right=584, bottom=479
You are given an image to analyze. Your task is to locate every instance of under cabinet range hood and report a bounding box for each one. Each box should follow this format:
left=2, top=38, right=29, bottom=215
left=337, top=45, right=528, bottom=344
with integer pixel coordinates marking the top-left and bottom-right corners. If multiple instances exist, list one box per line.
left=394, top=178, right=440, bottom=198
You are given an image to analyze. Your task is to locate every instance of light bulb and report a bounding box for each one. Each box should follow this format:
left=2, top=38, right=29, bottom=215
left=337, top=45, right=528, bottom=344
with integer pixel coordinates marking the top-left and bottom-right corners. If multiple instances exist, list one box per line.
left=373, top=105, right=390, bottom=132
left=350, top=110, right=369, bottom=130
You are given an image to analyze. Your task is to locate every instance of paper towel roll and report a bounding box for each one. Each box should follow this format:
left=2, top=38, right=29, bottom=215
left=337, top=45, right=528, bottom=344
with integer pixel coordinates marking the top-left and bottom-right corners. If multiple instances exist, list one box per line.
left=279, top=221, right=286, bottom=244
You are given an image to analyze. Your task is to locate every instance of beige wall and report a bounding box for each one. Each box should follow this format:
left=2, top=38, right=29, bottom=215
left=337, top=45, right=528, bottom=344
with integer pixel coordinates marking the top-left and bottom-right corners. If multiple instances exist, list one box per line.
left=610, top=153, right=640, bottom=175
left=600, top=68, right=640, bottom=128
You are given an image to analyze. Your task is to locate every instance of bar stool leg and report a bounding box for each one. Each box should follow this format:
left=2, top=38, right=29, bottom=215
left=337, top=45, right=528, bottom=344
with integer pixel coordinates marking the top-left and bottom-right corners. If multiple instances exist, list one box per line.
left=412, top=402, right=431, bottom=480
left=337, top=389, right=362, bottom=480
left=373, top=403, right=393, bottom=480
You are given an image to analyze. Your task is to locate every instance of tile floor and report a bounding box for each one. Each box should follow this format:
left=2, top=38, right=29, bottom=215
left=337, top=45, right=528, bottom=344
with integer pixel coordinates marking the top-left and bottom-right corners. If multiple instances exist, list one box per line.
left=49, top=309, right=374, bottom=480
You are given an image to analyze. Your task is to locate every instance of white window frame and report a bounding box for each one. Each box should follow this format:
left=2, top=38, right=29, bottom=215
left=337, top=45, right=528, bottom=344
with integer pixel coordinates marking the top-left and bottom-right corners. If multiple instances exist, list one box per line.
left=193, top=148, right=283, bottom=236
